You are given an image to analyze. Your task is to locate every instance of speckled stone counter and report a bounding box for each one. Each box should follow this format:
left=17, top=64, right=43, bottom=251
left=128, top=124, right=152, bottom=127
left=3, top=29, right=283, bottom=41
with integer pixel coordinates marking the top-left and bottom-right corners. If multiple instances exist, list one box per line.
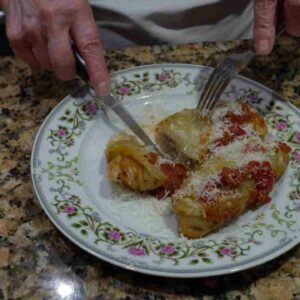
left=1, top=37, right=300, bottom=300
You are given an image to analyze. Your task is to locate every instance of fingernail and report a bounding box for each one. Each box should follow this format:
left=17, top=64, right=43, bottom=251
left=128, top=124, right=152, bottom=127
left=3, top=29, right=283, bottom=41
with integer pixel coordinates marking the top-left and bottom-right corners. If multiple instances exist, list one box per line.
left=97, top=81, right=110, bottom=96
left=256, top=39, right=271, bottom=55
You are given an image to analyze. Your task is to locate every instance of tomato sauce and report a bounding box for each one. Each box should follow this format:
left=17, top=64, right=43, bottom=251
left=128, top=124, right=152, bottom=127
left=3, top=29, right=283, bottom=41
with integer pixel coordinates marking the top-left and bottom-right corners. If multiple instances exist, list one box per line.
left=224, top=102, right=253, bottom=125
left=198, top=160, right=275, bottom=221
left=150, top=163, right=188, bottom=199
left=220, top=167, right=246, bottom=188
left=247, top=161, right=274, bottom=193
left=244, top=142, right=266, bottom=153
left=214, top=124, right=246, bottom=147
left=146, top=152, right=159, bottom=164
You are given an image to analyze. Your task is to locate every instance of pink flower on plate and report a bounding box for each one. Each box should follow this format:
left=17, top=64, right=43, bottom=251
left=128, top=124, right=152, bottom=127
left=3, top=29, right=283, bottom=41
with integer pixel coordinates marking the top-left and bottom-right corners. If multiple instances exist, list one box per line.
left=249, top=94, right=258, bottom=101
left=128, top=246, right=146, bottom=256
left=108, top=230, right=121, bottom=241
left=119, top=86, right=129, bottom=95
left=275, top=122, right=288, bottom=130
left=159, top=72, right=170, bottom=81
left=86, top=102, right=97, bottom=115
left=63, top=204, right=76, bottom=215
left=295, top=132, right=300, bottom=143
left=219, top=247, right=233, bottom=256
left=56, top=128, right=67, bottom=138
left=160, top=245, right=176, bottom=255
left=294, top=151, right=300, bottom=161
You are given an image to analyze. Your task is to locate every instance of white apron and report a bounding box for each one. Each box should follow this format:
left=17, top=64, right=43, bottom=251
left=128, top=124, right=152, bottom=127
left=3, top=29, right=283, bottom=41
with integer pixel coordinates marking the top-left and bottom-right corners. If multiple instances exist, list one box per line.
left=90, top=0, right=253, bottom=49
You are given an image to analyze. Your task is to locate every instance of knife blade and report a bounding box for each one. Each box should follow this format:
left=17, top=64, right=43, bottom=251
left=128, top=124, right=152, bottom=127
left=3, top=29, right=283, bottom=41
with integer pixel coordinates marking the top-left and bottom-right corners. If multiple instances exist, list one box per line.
left=99, top=94, right=162, bottom=153
left=72, top=45, right=162, bottom=154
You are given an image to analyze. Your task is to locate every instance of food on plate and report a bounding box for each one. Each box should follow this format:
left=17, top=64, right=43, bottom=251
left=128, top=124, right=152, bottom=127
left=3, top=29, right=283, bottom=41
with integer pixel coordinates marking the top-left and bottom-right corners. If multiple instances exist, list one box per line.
left=172, top=137, right=291, bottom=238
left=106, top=134, right=187, bottom=197
left=155, top=102, right=267, bottom=166
left=105, top=101, right=291, bottom=239
left=155, top=109, right=212, bottom=165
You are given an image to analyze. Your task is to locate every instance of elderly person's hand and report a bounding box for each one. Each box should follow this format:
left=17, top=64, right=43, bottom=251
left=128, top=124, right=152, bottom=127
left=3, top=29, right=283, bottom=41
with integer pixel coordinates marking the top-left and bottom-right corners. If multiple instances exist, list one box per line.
left=254, top=0, right=300, bottom=55
left=0, top=0, right=110, bottom=95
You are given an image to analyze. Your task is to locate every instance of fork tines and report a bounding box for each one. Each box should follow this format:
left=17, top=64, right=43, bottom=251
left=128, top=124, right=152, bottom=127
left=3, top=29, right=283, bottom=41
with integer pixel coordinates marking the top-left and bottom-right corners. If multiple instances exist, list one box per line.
left=197, top=51, right=254, bottom=113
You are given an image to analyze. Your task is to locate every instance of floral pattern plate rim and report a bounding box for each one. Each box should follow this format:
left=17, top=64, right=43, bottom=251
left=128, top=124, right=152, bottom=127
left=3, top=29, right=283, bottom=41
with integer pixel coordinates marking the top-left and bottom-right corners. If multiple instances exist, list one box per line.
left=31, top=64, right=300, bottom=278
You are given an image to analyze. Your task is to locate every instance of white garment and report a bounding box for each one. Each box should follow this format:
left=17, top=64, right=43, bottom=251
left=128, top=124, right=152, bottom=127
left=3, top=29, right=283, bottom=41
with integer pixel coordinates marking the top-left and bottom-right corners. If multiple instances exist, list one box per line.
left=90, top=0, right=253, bottom=49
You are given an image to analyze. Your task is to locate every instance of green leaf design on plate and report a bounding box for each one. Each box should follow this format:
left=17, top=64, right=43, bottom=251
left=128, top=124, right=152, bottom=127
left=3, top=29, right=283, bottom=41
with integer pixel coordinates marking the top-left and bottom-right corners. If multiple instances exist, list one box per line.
left=81, top=229, right=88, bottom=236
left=71, top=223, right=81, bottom=228
left=190, top=259, right=199, bottom=265
left=202, top=257, right=212, bottom=264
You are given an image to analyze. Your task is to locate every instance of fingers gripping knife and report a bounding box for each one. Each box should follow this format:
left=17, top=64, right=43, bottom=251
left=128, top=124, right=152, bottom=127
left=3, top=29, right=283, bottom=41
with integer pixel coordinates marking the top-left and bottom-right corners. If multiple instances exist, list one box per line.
left=72, top=45, right=163, bottom=155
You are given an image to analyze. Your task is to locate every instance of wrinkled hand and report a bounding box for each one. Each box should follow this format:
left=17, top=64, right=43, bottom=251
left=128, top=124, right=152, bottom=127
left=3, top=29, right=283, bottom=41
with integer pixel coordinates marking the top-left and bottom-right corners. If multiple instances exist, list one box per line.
left=254, top=0, right=300, bottom=55
left=0, top=0, right=110, bottom=95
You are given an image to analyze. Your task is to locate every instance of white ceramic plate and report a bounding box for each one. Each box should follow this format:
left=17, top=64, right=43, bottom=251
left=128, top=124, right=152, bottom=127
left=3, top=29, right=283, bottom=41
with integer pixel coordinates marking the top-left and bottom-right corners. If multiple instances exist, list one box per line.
left=31, top=64, right=300, bottom=278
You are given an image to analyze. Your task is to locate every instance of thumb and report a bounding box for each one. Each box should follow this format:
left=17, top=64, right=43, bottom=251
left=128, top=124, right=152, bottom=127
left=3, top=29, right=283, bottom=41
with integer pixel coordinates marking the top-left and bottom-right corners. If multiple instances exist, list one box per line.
left=253, top=0, right=278, bottom=55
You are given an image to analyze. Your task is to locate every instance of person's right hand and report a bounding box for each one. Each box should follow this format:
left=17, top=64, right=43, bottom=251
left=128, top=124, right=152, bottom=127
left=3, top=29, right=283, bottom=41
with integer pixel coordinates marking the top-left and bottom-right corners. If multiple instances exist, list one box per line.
left=0, top=0, right=110, bottom=95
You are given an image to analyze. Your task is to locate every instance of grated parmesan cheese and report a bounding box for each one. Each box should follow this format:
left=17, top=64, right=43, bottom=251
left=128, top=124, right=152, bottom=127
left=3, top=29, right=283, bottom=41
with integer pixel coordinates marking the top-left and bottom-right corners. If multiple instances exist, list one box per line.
left=211, top=136, right=269, bottom=168
left=107, top=184, right=178, bottom=237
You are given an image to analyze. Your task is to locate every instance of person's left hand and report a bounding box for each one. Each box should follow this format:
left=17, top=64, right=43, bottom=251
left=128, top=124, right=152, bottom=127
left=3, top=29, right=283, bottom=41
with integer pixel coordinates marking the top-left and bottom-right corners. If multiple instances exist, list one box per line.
left=254, top=0, right=300, bottom=55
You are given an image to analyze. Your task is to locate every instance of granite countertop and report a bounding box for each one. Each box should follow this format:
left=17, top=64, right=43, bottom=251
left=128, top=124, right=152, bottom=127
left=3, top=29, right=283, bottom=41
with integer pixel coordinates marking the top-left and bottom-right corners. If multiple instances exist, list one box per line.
left=1, top=37, right=300, bottom=300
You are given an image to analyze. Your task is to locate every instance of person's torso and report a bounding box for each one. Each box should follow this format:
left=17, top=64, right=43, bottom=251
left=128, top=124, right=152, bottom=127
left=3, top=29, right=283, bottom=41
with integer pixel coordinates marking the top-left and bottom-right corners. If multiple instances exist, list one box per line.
left=89, top=0, right=253, bottom=48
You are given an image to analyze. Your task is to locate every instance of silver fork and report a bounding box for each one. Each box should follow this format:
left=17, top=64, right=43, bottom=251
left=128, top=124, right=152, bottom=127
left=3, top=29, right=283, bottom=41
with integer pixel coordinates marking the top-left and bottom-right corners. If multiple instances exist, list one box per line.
left=197, top=22, right=285, bottom=113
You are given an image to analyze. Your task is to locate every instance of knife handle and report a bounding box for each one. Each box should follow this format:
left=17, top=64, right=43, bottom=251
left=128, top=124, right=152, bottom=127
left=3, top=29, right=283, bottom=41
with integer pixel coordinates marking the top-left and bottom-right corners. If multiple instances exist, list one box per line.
left=72, top=44, right=90, bottom=84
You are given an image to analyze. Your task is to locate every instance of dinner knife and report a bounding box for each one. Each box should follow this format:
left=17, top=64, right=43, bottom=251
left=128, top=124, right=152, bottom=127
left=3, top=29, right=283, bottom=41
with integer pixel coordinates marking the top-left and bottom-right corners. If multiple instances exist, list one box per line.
left=73, top=46, right=162, bottom=154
